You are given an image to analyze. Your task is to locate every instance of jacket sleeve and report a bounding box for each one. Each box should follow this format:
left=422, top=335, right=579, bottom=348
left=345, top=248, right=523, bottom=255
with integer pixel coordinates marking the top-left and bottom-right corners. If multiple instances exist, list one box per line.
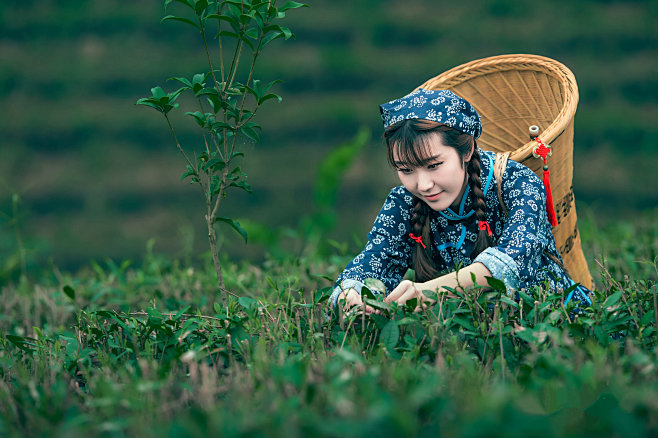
left=331, top=187, right=414, bottom=307
left=473, top=163, right=556, bottom=293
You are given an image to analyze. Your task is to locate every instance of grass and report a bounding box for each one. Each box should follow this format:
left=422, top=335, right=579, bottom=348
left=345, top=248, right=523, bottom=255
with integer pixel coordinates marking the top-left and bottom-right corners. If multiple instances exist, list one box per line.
left=0, top=210, right=657, bottom=437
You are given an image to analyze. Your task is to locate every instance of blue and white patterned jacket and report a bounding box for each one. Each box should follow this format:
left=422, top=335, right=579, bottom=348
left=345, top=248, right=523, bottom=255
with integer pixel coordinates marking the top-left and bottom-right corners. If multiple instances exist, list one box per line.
left=332, top=148, right=591, bottom=307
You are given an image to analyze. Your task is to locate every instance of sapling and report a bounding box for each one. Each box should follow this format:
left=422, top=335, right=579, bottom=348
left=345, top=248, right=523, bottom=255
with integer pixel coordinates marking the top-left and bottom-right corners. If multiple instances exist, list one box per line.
left=137, top=0, right=307, bottom=298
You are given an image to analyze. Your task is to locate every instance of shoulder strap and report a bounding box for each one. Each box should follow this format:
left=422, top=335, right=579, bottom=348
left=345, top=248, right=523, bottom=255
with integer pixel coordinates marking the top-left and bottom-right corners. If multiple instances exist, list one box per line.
left=494, top=151, right=510, bottom=218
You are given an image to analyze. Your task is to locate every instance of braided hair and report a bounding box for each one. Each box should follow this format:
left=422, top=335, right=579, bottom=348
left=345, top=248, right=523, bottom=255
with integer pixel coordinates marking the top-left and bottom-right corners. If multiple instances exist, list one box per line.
left=384, top=119, right=494, bottom=282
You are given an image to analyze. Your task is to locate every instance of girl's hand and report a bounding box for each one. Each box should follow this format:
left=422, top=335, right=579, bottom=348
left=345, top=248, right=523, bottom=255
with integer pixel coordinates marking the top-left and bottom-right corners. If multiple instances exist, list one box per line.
left=384, top=280, right=435, bottom=312
left=337, top=288, right=376, bottom=314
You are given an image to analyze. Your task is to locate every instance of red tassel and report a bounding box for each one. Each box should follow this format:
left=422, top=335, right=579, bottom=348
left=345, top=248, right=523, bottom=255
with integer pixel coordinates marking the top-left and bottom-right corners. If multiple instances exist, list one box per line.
left=478, top=220, right=493, bottom=237
left=409, top=233, right=426, bottom=249
left=533, top=137, right=558, bottom=228
left=543, top=168, right=558, bottom=227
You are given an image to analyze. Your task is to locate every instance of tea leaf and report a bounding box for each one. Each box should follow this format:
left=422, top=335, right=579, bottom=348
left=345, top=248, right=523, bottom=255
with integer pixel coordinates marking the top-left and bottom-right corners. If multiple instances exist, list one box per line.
left=279, top=1, right=307, bottom=12
left=380, top=320, right=399, bottom=354
left=161, top=15, right=201, bottom=30
left=486, top=276, right=507, bottom=293
left=603, top=290, right=624, bottom=309
left=215, top=217, right=248, bottom=243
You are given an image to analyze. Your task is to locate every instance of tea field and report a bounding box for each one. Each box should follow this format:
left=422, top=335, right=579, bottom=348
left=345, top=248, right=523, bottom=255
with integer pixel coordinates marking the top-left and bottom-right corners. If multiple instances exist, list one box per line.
left=1, top=211, right=656, bottom=437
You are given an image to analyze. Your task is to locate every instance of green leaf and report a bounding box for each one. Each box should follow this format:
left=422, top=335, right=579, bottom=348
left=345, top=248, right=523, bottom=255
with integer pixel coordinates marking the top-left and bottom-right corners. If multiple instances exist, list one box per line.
left=258, top=93, right=282, bottom=105
left=364, top=278, right=386, bottom=294
left=207, top=13, right=241, bottom=31
left=360, top=286, right=376, bottom=301
left=240, top=125, right=261, bottom=142
left=219, top=30, right=240, bottom=39
left=209, top=175, right=221, bottom=194
left=452, top=316, right=475, bottom=331
left=363, top=298, right=390, bottom=312
left=229, top=180, right=252, bottom=193
left=499, top=295, right=519, bottom=308
left=518, top=289, right=536, bottom=305
left=212, top=121, right=235, bottom=131
left=185, top=111, right=207, bottom=127
left=194, top=0, right=209, bottom=15
left=244, top=27, right=258, bottom=40
left=238, top=296, right=258, bottom=310
left=147, top=307, right=164, bottom=327
left=279, top=1, right=307, bottom=12
left=262, top=24, right=293, bottom=43
left=135, top=99, right=164, bottom=113
left=486, top=276, right=507, bottom=293
left=261, top=30, right=284, bottom=46
left=181, top=165, right=197, bottom=181
left=380, top=321, right=399, bottom=353
left=404, top=297, right=418, bottom=313
left=161, top=15, right=201, bottom=30
left=170, top=76, right=193, bottom=88
left=203, top=157, right=227, bottom=172
left=6, top=335, right=39, bottom=351
left=63, top=285, right=75, bottom=300
left=603, top=290, right=624, bottom=309
left=313, top=287, right=332, bottom=304
left=215, top=217, right=248, bottom=243
left=174, top=305, right=191, bottom=320
left=165, top=0, right=195, bottom=11
left=151, top=86, right=166, bottom=98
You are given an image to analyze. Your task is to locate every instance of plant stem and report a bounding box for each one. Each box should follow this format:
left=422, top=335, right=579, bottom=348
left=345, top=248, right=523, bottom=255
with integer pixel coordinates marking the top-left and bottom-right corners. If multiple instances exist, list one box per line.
left=206, top=203, right=225, bottom=292
left=165, top=116, right=194, bottom=169
left=200, top=17, right=222, bottom=93
left=217, top=4, right=225, bottom=85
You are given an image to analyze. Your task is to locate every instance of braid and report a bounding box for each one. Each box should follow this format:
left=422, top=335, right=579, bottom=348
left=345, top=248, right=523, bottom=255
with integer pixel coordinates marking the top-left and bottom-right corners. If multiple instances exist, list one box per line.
left=411, top=196, right=441, bottom=282
left=468, top=144, right=494, bottom=258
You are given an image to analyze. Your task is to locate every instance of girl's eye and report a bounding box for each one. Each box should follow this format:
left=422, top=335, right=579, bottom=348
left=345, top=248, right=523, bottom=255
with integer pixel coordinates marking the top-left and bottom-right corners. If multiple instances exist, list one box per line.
left=427, top=162, right=443, bottom=169
left=397, top=167, right=413, bottom=174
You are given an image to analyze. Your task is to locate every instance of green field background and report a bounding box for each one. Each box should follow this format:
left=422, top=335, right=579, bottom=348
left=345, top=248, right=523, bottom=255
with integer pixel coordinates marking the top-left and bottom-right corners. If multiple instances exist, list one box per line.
left=1, top=0, right=657, bottom=272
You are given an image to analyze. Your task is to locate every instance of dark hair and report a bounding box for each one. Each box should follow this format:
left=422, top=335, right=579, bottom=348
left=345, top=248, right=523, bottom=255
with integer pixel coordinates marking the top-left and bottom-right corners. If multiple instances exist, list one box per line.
left=383, top=119, right=494, bottom=282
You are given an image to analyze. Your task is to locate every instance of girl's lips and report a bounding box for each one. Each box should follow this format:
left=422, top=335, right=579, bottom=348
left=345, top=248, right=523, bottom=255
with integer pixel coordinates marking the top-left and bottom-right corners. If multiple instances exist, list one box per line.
left=424, top=192, right=442, bottom=201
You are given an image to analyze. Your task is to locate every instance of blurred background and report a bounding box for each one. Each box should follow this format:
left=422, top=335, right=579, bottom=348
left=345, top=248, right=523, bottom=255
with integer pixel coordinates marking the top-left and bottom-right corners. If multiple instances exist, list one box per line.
left=1, top=0, right=657, bottom=277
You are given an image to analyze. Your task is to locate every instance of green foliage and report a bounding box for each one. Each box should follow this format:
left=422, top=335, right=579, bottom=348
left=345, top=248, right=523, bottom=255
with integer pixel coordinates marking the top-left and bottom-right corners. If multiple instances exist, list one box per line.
left=136, top=0, right=307, bottom=293
left=1, top=218, right=657, bottom=436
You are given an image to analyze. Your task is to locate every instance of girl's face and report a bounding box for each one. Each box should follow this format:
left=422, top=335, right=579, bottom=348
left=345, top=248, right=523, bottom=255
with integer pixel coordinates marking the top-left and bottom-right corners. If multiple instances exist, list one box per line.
left=393, top=132, right=472, bottom=212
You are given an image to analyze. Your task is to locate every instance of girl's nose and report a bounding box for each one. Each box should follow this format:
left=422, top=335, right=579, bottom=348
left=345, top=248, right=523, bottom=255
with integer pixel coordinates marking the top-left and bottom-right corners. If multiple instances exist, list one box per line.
left=416, top=170, right=434, bottom=192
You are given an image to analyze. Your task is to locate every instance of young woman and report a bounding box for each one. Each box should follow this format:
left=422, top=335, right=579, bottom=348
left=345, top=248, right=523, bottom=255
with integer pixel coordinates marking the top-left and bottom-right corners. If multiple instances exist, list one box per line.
left=331, top=88, right=591, bottom=311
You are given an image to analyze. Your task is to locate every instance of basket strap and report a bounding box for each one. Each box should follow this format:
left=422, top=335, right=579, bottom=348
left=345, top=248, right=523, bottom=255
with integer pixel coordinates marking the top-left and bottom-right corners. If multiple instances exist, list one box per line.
left=494, top=152, right=510, bottom=219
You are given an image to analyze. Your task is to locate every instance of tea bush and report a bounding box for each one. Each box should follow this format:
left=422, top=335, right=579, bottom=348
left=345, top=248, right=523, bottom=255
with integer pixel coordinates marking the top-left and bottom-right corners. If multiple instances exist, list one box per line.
left=1, top=211, right=656, bottom=436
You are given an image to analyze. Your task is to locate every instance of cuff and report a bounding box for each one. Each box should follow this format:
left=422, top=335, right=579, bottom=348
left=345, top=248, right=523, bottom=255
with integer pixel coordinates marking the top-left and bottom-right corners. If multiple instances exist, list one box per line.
left=330, top=279, right=366, bottom=308
left=473, top=247, right=520, bottom=296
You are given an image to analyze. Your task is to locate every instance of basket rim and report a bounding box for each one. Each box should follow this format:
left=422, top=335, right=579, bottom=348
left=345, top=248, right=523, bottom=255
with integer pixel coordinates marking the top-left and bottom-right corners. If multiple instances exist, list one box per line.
left=417, top=54, right=579, bottom=161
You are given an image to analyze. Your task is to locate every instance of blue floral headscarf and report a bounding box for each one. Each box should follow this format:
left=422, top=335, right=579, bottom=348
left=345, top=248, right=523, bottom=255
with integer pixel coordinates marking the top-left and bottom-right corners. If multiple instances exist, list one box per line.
left=379, top=89, right=482, bottom=139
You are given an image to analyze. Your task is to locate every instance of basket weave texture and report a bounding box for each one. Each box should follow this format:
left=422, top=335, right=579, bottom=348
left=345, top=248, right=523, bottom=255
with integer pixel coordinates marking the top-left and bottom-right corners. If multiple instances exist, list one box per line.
left=418, top=54, right=593, bottom=289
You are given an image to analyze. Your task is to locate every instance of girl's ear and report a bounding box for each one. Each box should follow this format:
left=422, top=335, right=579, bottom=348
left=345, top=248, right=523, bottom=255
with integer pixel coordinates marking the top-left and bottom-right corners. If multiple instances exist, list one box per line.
left=464, top=144, right=475, bottom=163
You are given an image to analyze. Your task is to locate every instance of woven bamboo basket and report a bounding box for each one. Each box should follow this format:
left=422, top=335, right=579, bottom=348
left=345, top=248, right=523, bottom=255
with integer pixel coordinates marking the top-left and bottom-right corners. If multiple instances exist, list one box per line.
left=418, top=54, right=592, bottom=289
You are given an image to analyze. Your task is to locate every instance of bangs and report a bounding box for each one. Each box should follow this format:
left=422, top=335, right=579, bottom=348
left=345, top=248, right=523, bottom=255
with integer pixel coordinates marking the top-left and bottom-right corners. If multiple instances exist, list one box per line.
left=387, top=130, right=438, bottom=169
left=384, top=119, right=473, bottom=169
